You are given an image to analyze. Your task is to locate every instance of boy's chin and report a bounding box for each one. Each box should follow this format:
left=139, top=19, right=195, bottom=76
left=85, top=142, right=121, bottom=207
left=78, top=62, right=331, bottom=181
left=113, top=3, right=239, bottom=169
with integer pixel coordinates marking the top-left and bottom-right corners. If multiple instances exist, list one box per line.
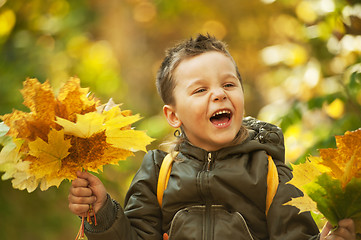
left=207, top=138, right=239, bottom=151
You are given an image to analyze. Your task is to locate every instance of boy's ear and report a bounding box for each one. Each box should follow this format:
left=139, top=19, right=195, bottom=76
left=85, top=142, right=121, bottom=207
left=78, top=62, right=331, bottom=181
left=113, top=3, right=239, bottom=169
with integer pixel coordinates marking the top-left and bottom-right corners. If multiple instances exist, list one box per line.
left=163, top=105, right=182, bottom=128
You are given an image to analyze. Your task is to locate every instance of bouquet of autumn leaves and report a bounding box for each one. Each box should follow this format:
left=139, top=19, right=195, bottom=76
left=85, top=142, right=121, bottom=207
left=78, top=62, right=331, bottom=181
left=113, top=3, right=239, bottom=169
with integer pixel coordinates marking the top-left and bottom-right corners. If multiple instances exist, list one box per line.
left=0, top=77, right=153, bottom=238
left=285, top=129, right=361, bottom=237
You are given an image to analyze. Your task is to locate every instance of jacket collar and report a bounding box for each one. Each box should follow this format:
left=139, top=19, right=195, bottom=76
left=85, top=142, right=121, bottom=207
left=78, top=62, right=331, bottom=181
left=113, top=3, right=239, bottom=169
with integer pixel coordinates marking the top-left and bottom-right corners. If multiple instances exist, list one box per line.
left=177, top=124, right=285, bottom=163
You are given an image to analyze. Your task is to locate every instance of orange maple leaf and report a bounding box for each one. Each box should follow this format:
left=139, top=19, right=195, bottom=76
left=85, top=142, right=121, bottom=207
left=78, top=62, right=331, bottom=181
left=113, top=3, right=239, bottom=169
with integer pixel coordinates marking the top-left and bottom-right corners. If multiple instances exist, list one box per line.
left=319, top=129, right=361, bottom=188
left=2, top=79, right=56, bottom=141
left=21, top=78, right=57, bottom=124
left=56, top=77, right=99, bottom=122
left=0, top=78, right=154, bottom=192
left=1, top=77, right=99, bottom=142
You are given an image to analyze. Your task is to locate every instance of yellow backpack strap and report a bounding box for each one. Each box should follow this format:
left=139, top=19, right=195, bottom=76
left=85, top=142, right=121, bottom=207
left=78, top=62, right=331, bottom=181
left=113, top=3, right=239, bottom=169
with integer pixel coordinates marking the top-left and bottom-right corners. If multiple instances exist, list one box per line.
left=157, top=152, right=278, bottom=214
left=265, top=155, right=279, bottom=216
left=157, top=151, right=179, bottom=207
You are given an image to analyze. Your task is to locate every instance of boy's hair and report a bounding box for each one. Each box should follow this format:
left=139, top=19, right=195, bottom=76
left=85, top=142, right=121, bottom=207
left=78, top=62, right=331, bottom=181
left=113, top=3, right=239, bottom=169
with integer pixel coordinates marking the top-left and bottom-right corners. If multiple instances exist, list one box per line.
left=156, top=34, right=243, bottom=105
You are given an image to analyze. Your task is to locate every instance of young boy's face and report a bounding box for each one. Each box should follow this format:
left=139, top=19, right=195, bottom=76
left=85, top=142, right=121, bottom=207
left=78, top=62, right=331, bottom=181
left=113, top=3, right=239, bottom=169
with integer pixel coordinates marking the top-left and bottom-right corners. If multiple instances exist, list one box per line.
left=163, top=51, right=245, bottom=151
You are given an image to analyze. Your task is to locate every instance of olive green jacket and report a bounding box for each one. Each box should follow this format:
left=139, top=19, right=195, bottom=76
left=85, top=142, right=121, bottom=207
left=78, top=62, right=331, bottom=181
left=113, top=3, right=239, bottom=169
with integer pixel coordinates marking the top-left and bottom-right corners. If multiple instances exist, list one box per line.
left=84, top=117, right=320, bottom=240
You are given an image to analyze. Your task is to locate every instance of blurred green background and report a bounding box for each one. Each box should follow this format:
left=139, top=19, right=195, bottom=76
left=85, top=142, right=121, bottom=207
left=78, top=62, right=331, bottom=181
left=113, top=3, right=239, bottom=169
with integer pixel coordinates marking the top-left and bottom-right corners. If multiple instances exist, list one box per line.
left=0, top=0, right=360, bottom=239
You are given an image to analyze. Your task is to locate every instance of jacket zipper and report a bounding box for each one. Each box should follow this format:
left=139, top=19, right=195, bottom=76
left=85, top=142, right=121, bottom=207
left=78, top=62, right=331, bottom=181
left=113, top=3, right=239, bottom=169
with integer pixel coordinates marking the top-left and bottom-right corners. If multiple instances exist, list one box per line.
left=196, top=152, right=213, bottom=239
left=206, top=152, right=212, bottom=171
left=205, top=152, right=212, bottom=239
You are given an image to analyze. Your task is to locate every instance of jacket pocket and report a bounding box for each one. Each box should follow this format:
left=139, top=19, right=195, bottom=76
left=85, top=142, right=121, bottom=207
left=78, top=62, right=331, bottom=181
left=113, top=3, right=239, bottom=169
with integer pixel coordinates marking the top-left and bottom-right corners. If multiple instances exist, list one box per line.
left=168, top=205, right=255, bottom=240
left=168, top=206, right=204, bottom=240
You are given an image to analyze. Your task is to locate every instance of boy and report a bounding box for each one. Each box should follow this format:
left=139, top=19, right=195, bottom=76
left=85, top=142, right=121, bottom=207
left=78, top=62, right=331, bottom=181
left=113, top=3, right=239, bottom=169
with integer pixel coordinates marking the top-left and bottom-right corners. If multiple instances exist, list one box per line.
left=69, top=34, right=355, bottom=240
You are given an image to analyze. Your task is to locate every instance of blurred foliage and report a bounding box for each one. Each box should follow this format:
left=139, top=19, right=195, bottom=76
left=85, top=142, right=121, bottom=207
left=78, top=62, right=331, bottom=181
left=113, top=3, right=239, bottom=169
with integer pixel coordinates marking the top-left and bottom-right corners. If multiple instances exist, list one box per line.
left=257, top=0, right=361, bottom=163
left=0, top=0, right=360, bottom=239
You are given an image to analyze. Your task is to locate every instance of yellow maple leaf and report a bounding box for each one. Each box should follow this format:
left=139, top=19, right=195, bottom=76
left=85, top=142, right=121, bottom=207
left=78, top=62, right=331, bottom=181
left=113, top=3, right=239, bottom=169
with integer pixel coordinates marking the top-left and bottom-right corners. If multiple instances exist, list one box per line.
left=106, top=129, right=154, bottom=152
left=284, top=194, right=319, bottom=214
left=56, top=112, right=105, bottom=138
left=104, top=112, right=142, bottom=130
left=287, top=156, right=329, bottom=192
left=27, top=129, right=71, bottom=180
left=285, top=156, right=329, bottom=212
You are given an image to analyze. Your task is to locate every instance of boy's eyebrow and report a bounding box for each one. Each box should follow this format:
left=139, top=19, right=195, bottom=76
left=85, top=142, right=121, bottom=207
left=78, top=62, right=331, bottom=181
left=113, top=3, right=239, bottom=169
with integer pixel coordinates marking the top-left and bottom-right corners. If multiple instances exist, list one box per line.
left=185, top=72, right=239, bottom=90
left=185, top=78, right=207, bottom=90
left=220, top=72, right=238, bottom=80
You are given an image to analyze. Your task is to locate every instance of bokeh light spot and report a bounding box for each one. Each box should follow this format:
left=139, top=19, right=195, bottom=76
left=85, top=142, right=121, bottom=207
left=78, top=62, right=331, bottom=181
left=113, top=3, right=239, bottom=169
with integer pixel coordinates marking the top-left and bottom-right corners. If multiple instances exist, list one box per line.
left=201, top=20, right=227, bottom=40
left=0, top=9, right=16, bottom=36
left=49, top=0, right=70, bottom=18
left=296, top=1, right=317, bottom=24
left=36, top=35, right=55, bottom=51
left=133, top=1, right=157, bottom=23
left=324, top=98, right=345, bottom=119
left=66, top=35, right=90, bottom=58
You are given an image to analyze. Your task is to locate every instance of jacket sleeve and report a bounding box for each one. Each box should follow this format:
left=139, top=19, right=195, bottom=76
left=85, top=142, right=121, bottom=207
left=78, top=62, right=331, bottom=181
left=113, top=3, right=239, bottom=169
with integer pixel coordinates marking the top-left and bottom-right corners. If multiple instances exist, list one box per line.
left=84, top=150, right=164, bottom=240
left=245, top=118, right=320, bottom=239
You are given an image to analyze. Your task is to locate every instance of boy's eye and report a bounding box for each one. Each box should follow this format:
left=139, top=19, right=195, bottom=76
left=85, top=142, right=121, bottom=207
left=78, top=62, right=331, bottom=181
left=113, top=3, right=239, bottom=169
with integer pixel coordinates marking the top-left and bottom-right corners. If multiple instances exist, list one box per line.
left=194, top=88, right=206, bottom=94
left=224, top=83, right=235, bottom=88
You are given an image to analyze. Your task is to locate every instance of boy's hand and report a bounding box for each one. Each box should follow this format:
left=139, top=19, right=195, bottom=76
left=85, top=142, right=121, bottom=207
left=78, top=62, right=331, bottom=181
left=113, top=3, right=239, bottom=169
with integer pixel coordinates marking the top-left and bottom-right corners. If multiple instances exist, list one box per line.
left=68, top=171, right=107, bottom=217
left=320, top=219, right=356, bottom=240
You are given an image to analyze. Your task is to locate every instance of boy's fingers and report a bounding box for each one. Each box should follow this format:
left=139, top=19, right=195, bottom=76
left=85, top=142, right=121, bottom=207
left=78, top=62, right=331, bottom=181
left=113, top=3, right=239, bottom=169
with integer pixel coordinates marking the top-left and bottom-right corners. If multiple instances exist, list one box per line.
left=76, top=171, right=101, bottom=187
left=69, top=203, right=90, bottom=217
left=72, top=171, right=101, bottom=188
left=324, top=219, right=356, bottom=240
left=70, top=170, right=107, bottom=214
left=71, top=177, right=90, bottom=188
left=68, top=194, right=96, bottom=205
left=69, top=186, right=93, bottom=197
left=338, top=219, right=355, bottom=233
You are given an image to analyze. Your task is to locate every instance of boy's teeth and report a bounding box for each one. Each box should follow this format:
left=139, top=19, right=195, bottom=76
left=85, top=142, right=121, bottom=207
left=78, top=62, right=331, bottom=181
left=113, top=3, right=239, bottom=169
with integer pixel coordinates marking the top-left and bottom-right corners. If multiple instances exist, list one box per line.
left=212, top=110, right=230, bottom=117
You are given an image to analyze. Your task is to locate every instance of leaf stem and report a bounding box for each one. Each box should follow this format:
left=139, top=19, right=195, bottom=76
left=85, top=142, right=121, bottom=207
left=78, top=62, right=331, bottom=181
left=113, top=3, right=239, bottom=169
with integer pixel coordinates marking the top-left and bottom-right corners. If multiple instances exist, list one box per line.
left=75, top=216, right=85, bottom=240
left=74, top=169, right=97, bottom=240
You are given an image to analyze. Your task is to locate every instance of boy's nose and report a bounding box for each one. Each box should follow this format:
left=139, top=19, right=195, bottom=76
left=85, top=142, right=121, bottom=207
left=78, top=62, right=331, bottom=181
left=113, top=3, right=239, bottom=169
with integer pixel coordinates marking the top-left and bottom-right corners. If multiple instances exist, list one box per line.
left=212, top=89, right=227, bottom=101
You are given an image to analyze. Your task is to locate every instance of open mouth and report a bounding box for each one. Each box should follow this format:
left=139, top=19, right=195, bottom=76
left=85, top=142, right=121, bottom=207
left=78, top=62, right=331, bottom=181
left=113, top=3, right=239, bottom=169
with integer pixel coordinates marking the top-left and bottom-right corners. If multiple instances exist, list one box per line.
left=210, top=109, right=232, bottom=127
